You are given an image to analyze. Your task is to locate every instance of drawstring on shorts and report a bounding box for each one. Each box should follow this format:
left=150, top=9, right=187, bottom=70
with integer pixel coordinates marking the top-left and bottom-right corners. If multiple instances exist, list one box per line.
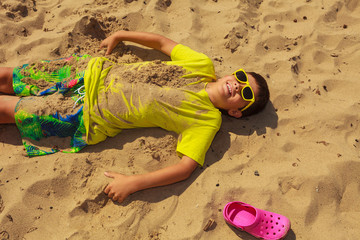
left=73, top=85, right=85, bottom=109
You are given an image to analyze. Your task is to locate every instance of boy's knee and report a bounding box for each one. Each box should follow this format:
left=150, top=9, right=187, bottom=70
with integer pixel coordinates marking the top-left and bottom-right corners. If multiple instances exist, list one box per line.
left=0, top=67, right=14, bottom=94
left=0, top=96, right=19, bottom=124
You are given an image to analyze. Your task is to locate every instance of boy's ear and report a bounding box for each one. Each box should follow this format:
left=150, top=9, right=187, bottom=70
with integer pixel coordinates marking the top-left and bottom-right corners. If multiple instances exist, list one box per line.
left=228, top=109, right=242, bottom=118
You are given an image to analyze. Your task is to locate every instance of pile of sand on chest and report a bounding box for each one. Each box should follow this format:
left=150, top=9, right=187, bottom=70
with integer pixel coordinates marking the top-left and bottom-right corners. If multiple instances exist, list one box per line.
left=107, top=60, right=190, bottom=88
left=102, top=61, right=202, bottom=112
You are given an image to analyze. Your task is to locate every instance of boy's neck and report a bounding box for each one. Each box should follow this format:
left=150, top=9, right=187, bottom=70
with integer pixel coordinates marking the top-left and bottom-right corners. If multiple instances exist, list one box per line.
left=205, top=82, right=219, bottom=108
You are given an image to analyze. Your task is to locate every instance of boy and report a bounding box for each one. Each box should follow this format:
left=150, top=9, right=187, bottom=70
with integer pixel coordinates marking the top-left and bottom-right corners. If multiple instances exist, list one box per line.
left=0, top=31, right=269, bottom=203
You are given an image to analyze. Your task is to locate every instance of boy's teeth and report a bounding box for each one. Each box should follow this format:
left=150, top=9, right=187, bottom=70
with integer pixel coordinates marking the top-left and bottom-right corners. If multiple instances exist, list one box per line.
left=227, top=83, right=231, bottom=94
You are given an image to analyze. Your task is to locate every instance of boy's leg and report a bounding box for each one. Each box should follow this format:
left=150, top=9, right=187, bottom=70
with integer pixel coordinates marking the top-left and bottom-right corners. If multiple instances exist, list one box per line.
left=0, top=95, right=19, bottom=124
left=0, top=67, right=15, bottom=94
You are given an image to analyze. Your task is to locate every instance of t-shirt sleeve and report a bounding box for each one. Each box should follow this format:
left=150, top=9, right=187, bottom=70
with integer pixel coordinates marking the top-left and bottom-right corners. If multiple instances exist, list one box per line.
left=176, top=124, right=220, bottom=167
left=168, top=44, right=216, bottom=81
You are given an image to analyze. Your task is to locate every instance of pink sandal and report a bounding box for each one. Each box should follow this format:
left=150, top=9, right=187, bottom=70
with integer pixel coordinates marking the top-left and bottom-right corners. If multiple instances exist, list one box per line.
left=223, top=201, right=290, bottom=240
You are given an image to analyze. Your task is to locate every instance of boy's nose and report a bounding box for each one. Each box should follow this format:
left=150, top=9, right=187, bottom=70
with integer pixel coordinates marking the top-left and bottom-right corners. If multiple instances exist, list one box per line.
left=234, top=82, right=240, bottom=93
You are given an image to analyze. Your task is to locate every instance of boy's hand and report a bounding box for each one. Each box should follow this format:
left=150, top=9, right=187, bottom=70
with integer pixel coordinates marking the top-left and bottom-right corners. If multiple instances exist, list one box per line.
left=103, top=171, right=138, bottom=203
left=103, top=156, right=197, bottom=203
left=100, top=34, right=121, bottom=55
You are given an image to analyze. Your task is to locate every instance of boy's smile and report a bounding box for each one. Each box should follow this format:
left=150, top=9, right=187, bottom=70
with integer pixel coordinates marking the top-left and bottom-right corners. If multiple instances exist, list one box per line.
left=226, top=81, right=234, bottom=96
left=206, top=73, right=259, bottom=118
left=225, top=80, right=238, bottom=97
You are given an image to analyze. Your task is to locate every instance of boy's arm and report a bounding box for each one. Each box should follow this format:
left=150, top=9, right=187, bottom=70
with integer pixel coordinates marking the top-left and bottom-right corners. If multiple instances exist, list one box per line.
left=104, top=155, right=198, bottom=203
left=100, top=30, right=178, bottom=56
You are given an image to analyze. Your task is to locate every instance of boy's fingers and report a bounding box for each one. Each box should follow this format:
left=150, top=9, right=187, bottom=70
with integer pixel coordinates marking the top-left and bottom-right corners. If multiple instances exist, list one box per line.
left=107, top=45, right=116, bottom=55
left=99, top=41, right=112, bottom=55
left=103, top=184, right=111, bottom=194
left=117, top=196, right=124, bottom=204
left=108, top=191, right=115, bottom=198
left=112, top=194, right=120, bottom=202
left=104, top=171, right=114, bottom=178
left=99, top=40, right=106, bottom=49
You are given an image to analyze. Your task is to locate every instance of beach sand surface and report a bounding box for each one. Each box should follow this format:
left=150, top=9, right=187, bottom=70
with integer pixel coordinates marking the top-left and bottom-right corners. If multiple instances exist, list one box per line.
left=1, top=0, right=360, bottom=239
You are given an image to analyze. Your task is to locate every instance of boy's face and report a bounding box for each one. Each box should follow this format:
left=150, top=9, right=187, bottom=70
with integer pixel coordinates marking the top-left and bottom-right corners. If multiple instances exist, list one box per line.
left=208, top=73, right=259, bottom=118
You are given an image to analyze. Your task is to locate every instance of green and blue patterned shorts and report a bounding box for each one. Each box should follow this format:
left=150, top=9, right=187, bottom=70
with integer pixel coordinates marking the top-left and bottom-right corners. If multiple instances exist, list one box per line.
left=13, top=54, right=91, bottom=156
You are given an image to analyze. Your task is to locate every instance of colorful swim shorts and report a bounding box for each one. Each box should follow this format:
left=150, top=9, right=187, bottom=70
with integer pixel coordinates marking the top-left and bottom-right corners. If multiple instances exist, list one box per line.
left=13, top=54, right=91, bottom=156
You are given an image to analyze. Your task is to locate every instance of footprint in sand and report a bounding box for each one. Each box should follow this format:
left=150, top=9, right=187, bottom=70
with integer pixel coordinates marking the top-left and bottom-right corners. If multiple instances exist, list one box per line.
left=22, top=177, right=71, bottom=209
left=255, top=35, right=299, bottom=55
left=69, top=193, right=108, bottom=217
left=344, top=0, right=359, bottom=11
left=322, top=2, right=343, bottom=23
left=312, top=49, right=332, bottom=66
left=224, top=26, right=249, bottom=53
left=155, top=0, right=172, bottom=11
left=4, top=0, right=35, bottom=19
left=277, top=161, right=360, bottom=226
left=316, top=33, right=344, bottom=50
left=73, top=16, right=106, bottom=40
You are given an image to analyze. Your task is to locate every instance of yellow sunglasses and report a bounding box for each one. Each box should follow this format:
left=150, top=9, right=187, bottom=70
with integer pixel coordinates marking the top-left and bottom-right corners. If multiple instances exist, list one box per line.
left=232, top=69, right=255, bottom=112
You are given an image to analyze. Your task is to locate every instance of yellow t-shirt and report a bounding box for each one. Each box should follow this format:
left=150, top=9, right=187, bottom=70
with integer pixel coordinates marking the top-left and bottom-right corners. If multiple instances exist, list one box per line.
left=83, top=44, right=221, bottom=166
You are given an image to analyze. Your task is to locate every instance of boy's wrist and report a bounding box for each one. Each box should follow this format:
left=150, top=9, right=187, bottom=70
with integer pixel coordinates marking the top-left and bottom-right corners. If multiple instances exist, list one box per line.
left=114, top=31, right=125, bottom=41
left=129, top=174, right=145, bottom=193
left=131, top=172, right=159, bottom=192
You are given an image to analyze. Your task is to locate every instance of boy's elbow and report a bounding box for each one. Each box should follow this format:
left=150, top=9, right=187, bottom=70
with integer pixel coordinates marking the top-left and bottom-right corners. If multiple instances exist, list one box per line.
left=159, top=37, right=178, bottom=56
left=178, top=156, right=198, bottom=180
left=181, top=167, right=194, bottom=180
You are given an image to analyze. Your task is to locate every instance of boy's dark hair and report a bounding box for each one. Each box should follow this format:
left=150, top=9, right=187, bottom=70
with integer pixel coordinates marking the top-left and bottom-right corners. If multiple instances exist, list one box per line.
left=220, top=72, right=270, bottom=117
left=240, top=72, right=270, bottom=117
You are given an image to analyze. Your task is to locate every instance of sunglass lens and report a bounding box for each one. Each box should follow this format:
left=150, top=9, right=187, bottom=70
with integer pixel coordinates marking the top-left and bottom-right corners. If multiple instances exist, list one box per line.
left=242, top=86, right=253, bottom=100
left=236, top=71, right=247, bottom=83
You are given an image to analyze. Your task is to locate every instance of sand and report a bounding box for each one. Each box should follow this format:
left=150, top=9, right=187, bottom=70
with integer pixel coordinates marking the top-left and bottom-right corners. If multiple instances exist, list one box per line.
left=1, top=0, right=360, bottom=239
